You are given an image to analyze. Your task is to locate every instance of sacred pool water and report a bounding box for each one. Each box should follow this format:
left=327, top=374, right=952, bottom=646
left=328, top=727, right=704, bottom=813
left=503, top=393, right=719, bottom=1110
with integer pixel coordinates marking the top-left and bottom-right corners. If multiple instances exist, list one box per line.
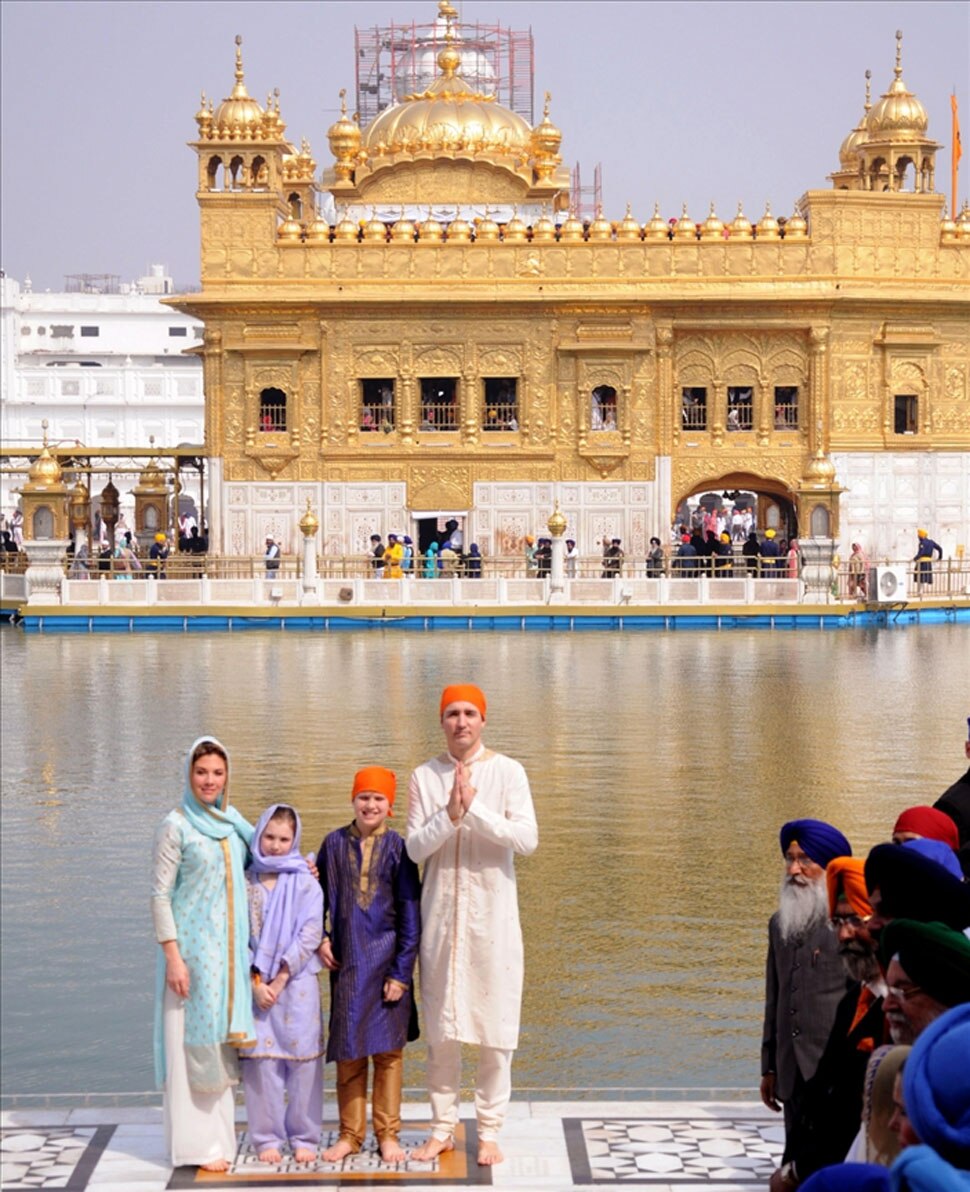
left=1, top=625, right=966, bottom=1099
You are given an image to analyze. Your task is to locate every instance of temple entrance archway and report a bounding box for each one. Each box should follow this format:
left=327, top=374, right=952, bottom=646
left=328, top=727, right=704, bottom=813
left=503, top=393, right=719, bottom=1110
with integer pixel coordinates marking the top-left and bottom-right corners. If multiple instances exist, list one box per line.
left=673, top=472, right=800, bottom=541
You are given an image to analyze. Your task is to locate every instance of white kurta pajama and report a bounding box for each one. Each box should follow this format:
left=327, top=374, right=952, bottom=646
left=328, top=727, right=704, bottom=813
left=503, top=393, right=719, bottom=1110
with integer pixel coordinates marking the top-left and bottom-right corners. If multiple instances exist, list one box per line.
left=406, top=745, right=538, bottom=1141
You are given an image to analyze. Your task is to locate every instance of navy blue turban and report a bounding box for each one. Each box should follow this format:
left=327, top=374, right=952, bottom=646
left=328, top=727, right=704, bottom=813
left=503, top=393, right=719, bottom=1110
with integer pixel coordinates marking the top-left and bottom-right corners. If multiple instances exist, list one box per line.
left=799, top=1165, right=889, bottom=1192
left=903, top=1004, right=970, bottom=1167
left=865, top=843, right=970, bottom=932
left=779, top=819, right=851, bottom=868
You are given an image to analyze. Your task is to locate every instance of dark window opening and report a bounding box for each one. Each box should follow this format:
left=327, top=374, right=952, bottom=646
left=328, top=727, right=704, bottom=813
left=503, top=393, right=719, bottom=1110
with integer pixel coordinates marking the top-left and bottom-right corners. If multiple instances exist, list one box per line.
left=51, top=325, right=74, bottom=338
left=420, top=378, right=458, bottom=431
left=288, top=192, right=302, bottom=219
left=79, top=361, right=102, bottom=367
left=591, top=384, right=617, bottom=431
left=483, top=377, right=518, bottom=431
left=259, top=387, right=287, bottom=432
left=894, top=394, right=918, bottom=435
left=681, top=387, right=707, bottom=431
left=80, top=325, right=99, bottom=337
left=774, top=386, right=799, bottom=429
left=360, top=379, right=395, bottom=432
left=727, top=386, right=753, bottom=431
left=168, top=326, right=188, bottom=337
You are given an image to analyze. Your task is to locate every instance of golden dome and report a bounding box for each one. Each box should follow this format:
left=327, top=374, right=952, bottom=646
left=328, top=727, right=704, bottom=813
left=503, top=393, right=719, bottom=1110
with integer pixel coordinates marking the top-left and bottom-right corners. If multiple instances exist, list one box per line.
left=277, top=216, right=303, bottom=242
left=957, top=201, right=970, bottom=241
left=501, top=211, right=527, bottom=241
left=135, top=459, right=167, bottom=492
left=803, top=447, right=838, bottom=485
left=785, top=208, right=808, bottom=239
left=700, top=202, right=724, bottom=240
left=299, top=498, right=320, bottom=537
left=867, top=32, right=929, bottom=139
left=839, top=71, right=872, bottom=167
left=328, top=89, right=361, bottom=179
left=673, top=204, right=696, bottom=240
left=532, top=209, right=557, bottom=241
left=212, top=37, right=265, bottom=136
left=418, top=212, right=444, bottom=241
left=332, top=214, right=358, bottom=241
left=390, top=216, right=416, bottom=242
left=940, top=215, right=958, bottom=241
left=644, top=202, right=669, bottom=241
left=729, top=202, right=753, bottom=240
left=616, top=204, right=642, bottom=241
left=27, top=442, right=63, bottom=489
left=588, top=207, right=613, bottom=241
left=446, top=216, right=473, bottom=242
left=547, top=504, right=567, bottom=537
left=475, top=211, right=501, bottom=241
left=559, top=212, right=585, bottom=242
left=756, top=202, right=780, bottom=240
left=305, top=215, right=331, bottom=243
left=531, top=92, right=563, bottom=181
left=362, top=213, right=388, bottom=242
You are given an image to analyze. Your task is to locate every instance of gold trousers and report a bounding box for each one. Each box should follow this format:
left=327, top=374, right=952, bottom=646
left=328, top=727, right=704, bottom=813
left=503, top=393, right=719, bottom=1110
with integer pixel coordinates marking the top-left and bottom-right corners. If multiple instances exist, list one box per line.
left=334, top=1049, right=404, bottom=1149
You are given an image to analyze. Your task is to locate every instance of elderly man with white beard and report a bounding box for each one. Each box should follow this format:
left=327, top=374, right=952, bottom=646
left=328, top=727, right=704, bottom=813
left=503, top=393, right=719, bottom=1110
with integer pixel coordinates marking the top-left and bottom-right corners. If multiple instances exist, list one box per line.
left=760, top=818, right=852, bottom=1152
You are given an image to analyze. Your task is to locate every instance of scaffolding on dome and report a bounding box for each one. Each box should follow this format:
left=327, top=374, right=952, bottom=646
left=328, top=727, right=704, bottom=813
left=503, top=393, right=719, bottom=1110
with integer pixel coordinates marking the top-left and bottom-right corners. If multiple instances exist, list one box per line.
left=571, top=162, right=603, bottom=221
left=63, top=274, right=121, bottom=295
left=354, top=16, right=535, bottom=127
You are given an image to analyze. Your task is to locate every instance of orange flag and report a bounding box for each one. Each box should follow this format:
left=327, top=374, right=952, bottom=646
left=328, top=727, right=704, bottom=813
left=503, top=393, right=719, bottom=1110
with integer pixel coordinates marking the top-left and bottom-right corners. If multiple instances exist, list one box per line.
left=953, top=92, right=963, bottom=219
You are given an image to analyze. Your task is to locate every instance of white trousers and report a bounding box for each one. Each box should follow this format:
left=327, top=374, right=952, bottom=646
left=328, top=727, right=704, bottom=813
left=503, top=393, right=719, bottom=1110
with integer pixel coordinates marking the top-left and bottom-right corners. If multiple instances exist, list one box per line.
left=427, top=1040, right=513, bottom=1143
left=162, top=987, right=237, bottom=1167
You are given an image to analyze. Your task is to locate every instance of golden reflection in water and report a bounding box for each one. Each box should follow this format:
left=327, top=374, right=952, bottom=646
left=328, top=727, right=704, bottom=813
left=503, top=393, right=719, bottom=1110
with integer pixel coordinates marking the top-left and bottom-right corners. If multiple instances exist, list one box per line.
left=1, top=626, right=967, bottom=1094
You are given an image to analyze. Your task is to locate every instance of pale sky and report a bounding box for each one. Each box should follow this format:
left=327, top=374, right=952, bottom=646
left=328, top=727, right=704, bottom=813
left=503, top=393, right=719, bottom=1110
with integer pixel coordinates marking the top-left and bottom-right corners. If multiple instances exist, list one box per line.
left=1, top=0, right=966, bottom=291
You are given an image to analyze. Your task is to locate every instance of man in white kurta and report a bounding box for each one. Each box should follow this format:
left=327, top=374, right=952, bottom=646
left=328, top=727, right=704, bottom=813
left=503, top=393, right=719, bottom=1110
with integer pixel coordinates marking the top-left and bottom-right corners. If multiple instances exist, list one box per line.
left=407, top=684, right=538, bottom=1166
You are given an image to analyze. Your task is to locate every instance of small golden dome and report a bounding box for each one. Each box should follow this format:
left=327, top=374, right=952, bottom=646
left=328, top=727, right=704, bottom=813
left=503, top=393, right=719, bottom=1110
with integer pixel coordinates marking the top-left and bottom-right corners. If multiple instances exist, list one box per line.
left=785, top=208, right=808, bottom=239
left=361, top=213, right=387, bottom=242
left=277, top=216, right=303, bottom=242
left=328, top=89, right=361, bottom=181
left=700, top=202, right=724, bottom=240
left=644, top=202, right=670, bottom=241
left=839, top=71, right=872, bottom=167
left=531, top=91, right=563, bottom=181
left=803, top=447, right=837, bottom=485
left=417, top=212, right=444, bottom=241
left=547, top=504, right=568, bottom=537
left=503, top=211, right=528, bottom=241
left=956, top=202, right=970, bottom=240
left=729, top=202, right=753, bottom=240
left=299, top=498, right=320, bottom=537
left=532, top=209, right=557, bottom=241
left=867, top=34, right=929, bottom=139
left=212, top=37, right=265, bottom=136
left=673, top=204, right=696, bottom=240
left=559, top=212, right=585, bottom=242
left=332, top=214, right=359, bottom=241
left=588, top=207, right=613, bottom=241
left=940, top=215, right=958, bottom=241
left=390, top=217, right=416, bottom=242
left=445, top=217, right=473, bottom=242
left=136, top=459, right=167, bottom=491
left=305, top=215, right=331, bottom=243
left=475, top=212, right=500, bottom=241
left=616, top=204, right=642, bottom=241
left=28, top=443, right=63, bottom=489
left=755, top=202, right=780, bottom=240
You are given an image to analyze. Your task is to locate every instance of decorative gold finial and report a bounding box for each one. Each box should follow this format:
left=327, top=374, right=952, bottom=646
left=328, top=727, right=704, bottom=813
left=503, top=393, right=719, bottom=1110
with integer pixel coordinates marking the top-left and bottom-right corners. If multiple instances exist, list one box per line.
left=543, top=90, right=552, bottom=119
left=41, top=417, right=49, bottom=444
left=339, top=87, right=347, bottom=116
left=894, top=29, right=903, bottom=79
left=234, top=34, right=244, bottom=83
left=864, top=68, right=872, bottom=111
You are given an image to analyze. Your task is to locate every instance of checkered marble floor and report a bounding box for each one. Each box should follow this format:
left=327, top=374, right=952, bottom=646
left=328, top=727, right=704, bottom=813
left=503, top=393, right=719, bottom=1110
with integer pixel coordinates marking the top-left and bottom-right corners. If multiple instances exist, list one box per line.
left=0, top=1101, right=783, bottom=1191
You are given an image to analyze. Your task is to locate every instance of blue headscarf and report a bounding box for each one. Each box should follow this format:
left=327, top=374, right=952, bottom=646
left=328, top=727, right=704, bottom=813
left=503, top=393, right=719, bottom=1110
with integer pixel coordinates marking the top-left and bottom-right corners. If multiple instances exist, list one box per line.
left=247, top=803, right=315, bottom=981
left=181, top=736, right=253, bottom=845
left=780, top=819, right=852, bottom=868
left=890, top=1146, right=970, bottom=1192
left=903, top=1004, right=970, bottom=1168
left=902, top=837, right=963, bottom=881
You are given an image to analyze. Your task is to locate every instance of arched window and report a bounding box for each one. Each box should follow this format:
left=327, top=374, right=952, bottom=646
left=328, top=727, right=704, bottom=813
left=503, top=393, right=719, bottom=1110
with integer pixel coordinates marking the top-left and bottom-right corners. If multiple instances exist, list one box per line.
left=259, top=388, right=287, bottom=432
left=144, top=504, right=160, bottom=530
left=288, top=192, right=302, bottom=219
left=590, top=384, right=617, bottom=431
left=810, top=505, right=831, bottom=537
left=229, top=155, right=244, bottom=190
left=32, top=506, right=54, bottom=540
left=207, top=156, right=223, bottom=191
left=251, top=157, right=267, bottom=189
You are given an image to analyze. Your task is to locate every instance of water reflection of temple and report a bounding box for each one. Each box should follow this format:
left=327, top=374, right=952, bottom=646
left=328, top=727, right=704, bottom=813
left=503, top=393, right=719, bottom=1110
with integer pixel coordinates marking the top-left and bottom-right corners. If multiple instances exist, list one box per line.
left=172, top=6, right=968, bottom=561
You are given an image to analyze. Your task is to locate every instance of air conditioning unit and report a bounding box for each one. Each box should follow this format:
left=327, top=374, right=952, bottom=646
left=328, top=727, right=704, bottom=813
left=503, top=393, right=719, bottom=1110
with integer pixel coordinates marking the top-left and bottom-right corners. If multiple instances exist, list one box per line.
left=870, top=565, right=907, bottom=602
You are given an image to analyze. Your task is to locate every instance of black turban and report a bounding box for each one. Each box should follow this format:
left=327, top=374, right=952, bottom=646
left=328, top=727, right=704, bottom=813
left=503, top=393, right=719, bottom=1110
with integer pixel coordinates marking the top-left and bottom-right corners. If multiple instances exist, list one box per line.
left=864, top=843, right=970, bottom=931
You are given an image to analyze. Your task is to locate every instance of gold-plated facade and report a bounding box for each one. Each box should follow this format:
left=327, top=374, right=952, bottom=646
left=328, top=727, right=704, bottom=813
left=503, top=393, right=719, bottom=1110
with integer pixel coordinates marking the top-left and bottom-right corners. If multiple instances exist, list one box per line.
left=172, top=13, right=969, bottom=556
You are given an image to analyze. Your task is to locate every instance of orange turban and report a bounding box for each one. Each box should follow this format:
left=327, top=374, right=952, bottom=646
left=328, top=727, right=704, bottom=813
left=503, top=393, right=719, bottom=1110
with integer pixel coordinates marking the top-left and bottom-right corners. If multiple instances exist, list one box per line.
left=827, top=856, right=873, bottom=920
left=351, top=766, right=397, bottom=811
left=439, top=684, right=487, bottom=719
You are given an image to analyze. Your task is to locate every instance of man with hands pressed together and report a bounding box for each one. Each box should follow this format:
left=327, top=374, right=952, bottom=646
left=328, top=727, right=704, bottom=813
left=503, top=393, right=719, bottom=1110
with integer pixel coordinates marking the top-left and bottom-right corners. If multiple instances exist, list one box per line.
left=407, top=684, right=538, bottom=1167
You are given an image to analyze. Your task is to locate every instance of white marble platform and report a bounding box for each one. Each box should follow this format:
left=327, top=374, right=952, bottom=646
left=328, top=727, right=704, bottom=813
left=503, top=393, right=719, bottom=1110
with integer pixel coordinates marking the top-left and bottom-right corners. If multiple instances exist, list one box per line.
left=0, top=1100, right=783, bottom=1191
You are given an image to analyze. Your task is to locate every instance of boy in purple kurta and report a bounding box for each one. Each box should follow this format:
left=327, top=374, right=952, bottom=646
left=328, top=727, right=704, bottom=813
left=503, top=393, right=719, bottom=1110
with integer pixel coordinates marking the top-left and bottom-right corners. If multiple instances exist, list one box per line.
left=318, top=766, right=421, bottom=1164
left=240, top=804, right=324, bottom=1165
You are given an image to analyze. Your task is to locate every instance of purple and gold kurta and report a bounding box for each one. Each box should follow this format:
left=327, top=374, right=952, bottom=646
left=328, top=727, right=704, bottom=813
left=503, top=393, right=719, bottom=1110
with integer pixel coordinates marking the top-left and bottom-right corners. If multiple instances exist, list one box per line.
left=319, top=824, right=421, bottom=1063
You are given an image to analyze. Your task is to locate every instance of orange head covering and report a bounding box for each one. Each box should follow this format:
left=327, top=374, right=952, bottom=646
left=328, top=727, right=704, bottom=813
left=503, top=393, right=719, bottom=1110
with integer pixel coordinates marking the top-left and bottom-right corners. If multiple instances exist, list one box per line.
left=351, top=766, right=396, bottom=811
left=440, top=684, right=487, bottom=719
left=827, top=856, right=873, bottom=920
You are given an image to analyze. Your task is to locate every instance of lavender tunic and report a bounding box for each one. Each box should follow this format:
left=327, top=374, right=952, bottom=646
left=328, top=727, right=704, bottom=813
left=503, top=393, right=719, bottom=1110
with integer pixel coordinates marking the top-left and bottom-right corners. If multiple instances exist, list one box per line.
left=320, top=824, right=421, bottom=1062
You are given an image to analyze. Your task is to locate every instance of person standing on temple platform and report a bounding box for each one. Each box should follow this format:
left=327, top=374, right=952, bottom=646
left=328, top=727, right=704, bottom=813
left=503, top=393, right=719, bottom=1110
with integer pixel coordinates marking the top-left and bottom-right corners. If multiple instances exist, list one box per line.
left=264, top=537, right=281, bottom=575
left=407, top=685, right=537, bottom=1167
left=761, top=820, right=853, bottom=1159
left=535, top=537, right=551, bottom=578
left=369, top=534, right=384, bottom=577
left=847, top=543, right=869, bottom=600
left=912, top=529, right=942, bottom=586
left=148, top=532, right=170, bottom=579
left=523, top=535, right=537, bottom=575
left=742, top=529, right=761, bottom=575
left=676, top=533, right=698, bottom=575
left=761, top=528, right=781, bottom=574
left=565, top=539, right=579, bottom=578
left=401, top=536, right=414, bottom=574
left=383, top=534, right=404, bottom=579
left=786, top=539, right=801, bottom=580
left=714, top=532, right=733, bottom=575
left=602, top=538, right=624, bottom=578
left=646, top=536, right=665, bottom=577
left=466, top=543, right=482, bottom=578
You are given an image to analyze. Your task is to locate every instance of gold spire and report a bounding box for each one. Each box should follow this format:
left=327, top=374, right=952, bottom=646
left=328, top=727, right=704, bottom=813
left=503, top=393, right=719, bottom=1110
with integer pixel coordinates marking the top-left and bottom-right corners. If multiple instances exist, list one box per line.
left=210, top=33, right=265, bottom=136
left=894, top=28, right=903, bottom=80
left=867, top=28, right=929, bottom=136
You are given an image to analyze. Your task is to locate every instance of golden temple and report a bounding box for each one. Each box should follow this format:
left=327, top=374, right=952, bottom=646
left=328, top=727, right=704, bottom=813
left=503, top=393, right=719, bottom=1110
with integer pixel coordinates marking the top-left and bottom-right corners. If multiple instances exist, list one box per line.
left=171, top=7, right=970, bottom=562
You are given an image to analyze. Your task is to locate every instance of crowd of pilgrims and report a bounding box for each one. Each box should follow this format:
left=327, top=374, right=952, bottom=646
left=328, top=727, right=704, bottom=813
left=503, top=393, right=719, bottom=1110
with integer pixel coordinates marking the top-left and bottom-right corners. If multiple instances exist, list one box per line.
left=762, top=724, right=970, bottom=1191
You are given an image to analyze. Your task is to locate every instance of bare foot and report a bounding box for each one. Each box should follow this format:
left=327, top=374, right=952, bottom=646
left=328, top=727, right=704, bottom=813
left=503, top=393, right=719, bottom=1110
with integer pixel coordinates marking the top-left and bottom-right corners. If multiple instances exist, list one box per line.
left=293, top=1147, right=316, bottom=1164
left=322, top=1137, right=356, bottom=1163
left=410, top=1134, right=455, bottom=1162
left=478, top=1140, right=504, bottom=1166
left=379, top=1136, right=406, bottom=1164
left=200, top=1158, right=231, bottom=1172
left=257, top=1147, right=282, bottom=1164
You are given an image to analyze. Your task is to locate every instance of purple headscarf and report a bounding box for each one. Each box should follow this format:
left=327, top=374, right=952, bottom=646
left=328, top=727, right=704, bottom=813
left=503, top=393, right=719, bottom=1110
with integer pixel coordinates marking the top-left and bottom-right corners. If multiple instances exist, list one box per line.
left=780, top=819, right=852, bottom=868
left=248, top=803, right=311, bottom=980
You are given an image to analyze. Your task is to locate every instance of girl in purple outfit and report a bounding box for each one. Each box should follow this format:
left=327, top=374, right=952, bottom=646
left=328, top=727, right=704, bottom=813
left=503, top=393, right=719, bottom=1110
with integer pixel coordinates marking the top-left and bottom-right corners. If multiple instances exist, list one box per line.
left=240, top=804, right=324, bottom=1164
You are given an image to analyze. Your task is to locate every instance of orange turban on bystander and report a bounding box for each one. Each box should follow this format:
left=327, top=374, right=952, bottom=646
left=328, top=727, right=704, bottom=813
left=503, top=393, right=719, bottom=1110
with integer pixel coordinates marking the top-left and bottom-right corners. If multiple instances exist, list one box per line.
left=439, top=684, right=487, bottom=719
left=351, top=765, right=397, bottom=811
left=826, top=855, right=873, bottom=920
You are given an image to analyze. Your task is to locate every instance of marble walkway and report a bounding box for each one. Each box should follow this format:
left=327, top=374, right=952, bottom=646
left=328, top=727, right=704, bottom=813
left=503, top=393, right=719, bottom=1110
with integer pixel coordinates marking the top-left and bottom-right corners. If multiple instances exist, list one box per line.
left=0, top=1100, right=783, bottom=1191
